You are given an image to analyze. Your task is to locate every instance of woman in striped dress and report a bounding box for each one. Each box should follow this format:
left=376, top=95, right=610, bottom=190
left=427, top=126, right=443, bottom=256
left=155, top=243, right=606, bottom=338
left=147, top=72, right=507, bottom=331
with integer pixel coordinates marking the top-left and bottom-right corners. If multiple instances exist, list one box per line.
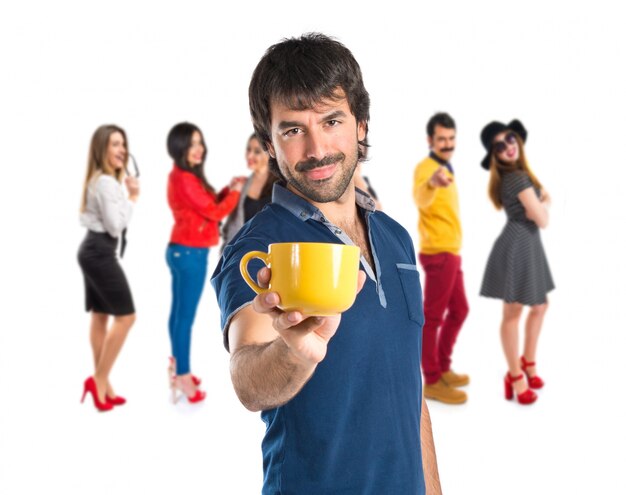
left=479, top=120, right=554, bottom=405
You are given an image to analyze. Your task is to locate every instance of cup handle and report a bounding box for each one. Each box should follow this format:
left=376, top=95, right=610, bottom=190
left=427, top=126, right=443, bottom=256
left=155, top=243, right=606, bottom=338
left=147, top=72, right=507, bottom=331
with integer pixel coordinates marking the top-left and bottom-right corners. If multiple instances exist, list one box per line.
left=239, top=251, right=270, bottom=295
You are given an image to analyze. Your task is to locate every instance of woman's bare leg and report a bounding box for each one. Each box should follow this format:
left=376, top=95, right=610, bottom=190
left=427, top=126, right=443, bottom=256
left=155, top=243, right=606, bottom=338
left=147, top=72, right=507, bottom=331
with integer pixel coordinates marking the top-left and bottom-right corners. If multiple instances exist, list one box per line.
left=501, top=303, right=527, bottom=395
left=523, top=302, right=548, bottom=377
left=93, top=314, right=135, bottom=401
left=89, top=312, right=109, bottom=370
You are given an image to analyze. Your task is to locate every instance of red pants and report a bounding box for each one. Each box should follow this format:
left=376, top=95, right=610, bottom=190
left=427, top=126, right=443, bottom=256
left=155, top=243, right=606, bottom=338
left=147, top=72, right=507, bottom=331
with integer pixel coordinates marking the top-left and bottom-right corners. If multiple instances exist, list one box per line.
left=419, top=252, right=469, bottom=385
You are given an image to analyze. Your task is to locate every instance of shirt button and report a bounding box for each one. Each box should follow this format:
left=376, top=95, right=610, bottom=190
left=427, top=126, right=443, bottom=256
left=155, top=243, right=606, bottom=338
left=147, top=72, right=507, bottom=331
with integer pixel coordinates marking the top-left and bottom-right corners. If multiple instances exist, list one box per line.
left=335, top=229, right=342, bottom=234
left=300, top=211, right=307, bottom=217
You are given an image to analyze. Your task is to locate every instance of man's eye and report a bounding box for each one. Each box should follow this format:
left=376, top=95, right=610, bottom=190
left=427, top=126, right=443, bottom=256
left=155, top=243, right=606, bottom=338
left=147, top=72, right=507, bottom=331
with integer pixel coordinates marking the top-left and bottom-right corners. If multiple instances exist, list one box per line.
left=327, top=120, right=339, bottom=126
left=284, top=128, right=301, bottom=136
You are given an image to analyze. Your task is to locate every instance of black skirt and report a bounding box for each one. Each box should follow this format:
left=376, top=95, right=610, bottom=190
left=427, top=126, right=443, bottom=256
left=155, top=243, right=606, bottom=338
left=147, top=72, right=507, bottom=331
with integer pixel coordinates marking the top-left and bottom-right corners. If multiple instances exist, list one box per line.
left=77, top=231, right=135, bottom=316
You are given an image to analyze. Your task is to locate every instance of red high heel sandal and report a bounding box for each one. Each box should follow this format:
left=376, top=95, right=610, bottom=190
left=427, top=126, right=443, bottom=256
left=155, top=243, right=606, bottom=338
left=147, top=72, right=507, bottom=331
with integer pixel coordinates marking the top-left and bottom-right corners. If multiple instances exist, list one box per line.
left=169, top=375, right=206, bottom=404
left=185, top=389, right=206, bottom=404
left=504, top=373, right=537, bottom=405
left=81, top=377, right=113, bottom=412
left=168, top=357, right=201, bottom=386
left=521, top=356, right=544, bottom=389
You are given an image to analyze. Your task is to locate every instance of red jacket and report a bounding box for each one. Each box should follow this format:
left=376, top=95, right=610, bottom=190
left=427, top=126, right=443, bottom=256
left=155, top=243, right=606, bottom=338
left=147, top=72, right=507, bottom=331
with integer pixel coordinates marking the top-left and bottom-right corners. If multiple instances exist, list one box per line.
left=167, top=166, right=240, bottom=248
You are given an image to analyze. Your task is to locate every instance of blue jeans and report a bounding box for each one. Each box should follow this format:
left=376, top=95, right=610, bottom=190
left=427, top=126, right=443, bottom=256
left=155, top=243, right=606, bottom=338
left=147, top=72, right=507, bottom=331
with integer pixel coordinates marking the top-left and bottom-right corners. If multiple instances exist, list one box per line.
left=166, top=244, right=209, bottom=375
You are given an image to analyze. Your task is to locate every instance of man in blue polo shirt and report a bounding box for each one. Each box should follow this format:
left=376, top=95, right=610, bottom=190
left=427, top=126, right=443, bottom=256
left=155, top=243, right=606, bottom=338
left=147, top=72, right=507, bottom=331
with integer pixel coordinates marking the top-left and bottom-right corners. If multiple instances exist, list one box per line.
left=211, top=33, right=441, bottom=494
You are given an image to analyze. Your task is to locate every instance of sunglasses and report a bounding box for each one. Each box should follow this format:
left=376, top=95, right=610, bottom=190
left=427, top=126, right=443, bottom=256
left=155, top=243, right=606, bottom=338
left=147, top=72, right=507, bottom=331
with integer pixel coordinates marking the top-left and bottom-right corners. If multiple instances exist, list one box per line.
left=125, top=153, right=140, bottom=178
left=493, top=132, right=517, bottom=154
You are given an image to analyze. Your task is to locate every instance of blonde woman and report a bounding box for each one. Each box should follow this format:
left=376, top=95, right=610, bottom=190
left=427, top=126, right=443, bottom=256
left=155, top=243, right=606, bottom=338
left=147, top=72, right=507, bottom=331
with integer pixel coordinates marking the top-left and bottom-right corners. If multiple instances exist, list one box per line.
left=78, top=124, right=139, bottom=412
left=479, top=119, right=554, bottom=406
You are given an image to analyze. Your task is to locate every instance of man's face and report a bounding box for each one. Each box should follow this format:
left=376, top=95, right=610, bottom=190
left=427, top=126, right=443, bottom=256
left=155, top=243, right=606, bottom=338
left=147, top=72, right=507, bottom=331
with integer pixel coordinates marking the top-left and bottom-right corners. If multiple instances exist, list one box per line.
left=267, top=95, right=365, bottom=203
left=428, top=125, right=456, bottom=162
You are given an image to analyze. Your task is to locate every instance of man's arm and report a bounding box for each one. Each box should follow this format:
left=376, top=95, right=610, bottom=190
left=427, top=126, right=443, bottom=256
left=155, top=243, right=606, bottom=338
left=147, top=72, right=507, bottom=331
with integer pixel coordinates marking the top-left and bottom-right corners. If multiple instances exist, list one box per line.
left=228, top=267, right=366, bottom=412
left=229, top=303, right=328, bottom=411
left=420, top=399, right=442, bottom=494
left=413, top=164, right=451, bottom=208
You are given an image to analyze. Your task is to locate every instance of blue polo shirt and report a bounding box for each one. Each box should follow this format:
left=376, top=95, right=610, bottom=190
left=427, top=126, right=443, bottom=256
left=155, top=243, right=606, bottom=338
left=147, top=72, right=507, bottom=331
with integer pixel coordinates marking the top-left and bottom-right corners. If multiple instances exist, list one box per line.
left=211, top=184, right=426, bottom=494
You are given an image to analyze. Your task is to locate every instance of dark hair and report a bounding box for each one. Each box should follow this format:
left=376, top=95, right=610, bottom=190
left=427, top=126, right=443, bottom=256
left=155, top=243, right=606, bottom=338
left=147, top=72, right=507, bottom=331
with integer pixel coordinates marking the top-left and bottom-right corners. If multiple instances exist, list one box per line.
left=426, top=112, right=456, bottom=138
left=167, top=122, right=215, bottom=194
left=249, top=33, right=370, bottom=177
left=358, top=136, right=371, bottom=162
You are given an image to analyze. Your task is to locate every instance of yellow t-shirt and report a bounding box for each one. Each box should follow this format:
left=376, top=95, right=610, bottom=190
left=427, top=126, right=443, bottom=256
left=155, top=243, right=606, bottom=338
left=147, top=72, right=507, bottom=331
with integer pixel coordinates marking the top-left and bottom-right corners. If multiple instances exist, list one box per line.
left=412, top=156, right=462, bottom=255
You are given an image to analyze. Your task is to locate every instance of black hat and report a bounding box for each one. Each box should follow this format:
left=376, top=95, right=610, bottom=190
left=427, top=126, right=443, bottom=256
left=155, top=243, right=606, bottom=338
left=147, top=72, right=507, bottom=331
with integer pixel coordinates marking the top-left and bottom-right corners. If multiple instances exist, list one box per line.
left=480, top=119, right=527, bottom=170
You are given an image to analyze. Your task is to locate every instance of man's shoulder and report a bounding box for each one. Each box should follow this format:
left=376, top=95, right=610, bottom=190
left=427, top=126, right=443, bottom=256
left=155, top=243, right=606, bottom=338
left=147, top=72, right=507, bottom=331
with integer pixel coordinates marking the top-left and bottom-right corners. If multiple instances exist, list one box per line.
left=414, top=156, right=438, bottom=175
left=219, top=203, right=297, bottom=260
left=416, top=155, right=438, bottom=168
left=370, top=211, right=417, bottom=263
left=372, top=211, right=413, bottom=244
left=246, top=202, right=292, bottom=229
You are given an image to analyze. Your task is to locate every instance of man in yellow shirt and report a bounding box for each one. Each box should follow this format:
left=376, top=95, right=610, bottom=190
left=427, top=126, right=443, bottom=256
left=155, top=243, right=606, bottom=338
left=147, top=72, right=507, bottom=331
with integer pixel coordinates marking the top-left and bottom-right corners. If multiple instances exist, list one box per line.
left=413, top=112, right=469, bottom=404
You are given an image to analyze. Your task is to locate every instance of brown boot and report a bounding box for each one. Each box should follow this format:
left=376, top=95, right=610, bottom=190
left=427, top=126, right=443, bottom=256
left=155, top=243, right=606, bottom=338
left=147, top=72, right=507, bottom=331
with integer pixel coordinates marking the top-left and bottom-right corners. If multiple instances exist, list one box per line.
left=441, top=370, right=470, bottom=387
left=424, top=378, right=467, bottom=404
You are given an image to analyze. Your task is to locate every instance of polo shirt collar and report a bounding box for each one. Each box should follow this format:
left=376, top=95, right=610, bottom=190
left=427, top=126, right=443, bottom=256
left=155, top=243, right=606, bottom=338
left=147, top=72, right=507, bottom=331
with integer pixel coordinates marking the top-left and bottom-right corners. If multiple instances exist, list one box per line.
left=271, top=182, right=376, bottom=223
left=429, top=151, right=454, bottom=175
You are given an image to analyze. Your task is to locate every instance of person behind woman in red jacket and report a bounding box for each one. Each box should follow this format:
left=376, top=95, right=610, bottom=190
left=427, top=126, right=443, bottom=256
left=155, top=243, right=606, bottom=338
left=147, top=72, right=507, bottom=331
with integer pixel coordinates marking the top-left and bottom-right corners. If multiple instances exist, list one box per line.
left=166, top=122, right=243, bottom=403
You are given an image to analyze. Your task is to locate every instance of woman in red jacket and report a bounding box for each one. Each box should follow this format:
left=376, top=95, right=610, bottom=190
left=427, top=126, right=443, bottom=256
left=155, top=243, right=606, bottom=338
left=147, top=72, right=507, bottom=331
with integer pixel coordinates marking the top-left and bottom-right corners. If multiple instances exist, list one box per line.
left=166, top=122, right=243, bottom=403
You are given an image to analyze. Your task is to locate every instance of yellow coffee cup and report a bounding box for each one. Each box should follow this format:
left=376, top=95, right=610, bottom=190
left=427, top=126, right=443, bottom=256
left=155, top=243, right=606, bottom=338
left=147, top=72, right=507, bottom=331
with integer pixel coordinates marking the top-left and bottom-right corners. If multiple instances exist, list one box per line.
left=239, top=242, right=361, bottom=316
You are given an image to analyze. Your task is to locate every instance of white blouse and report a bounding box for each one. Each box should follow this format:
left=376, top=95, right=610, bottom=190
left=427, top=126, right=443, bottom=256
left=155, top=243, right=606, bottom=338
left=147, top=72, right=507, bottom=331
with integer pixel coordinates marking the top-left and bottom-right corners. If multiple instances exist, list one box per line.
left=80, top=174, right=133, bottom=239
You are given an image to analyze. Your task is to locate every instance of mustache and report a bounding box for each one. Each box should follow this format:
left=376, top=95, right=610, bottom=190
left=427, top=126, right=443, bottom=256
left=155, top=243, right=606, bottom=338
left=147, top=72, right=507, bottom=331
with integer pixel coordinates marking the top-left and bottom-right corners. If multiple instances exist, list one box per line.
left=440, top=147, right=455, bottom=153
left=295, top=153, right=345, bottom=172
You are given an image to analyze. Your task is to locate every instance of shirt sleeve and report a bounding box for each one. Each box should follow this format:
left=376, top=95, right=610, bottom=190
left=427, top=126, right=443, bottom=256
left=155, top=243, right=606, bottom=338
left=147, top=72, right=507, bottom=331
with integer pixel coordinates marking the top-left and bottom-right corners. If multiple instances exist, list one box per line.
left=216, top=186, right=231, bottom=201
left=413, top=161, right=438, bottom=208
left=180, top=175, right=240, bottom=221
left=94, top=175, right=133, bottom=238
left=210, top=232, right=269, bottom=351
left=505, top=172, right=534, bottom=197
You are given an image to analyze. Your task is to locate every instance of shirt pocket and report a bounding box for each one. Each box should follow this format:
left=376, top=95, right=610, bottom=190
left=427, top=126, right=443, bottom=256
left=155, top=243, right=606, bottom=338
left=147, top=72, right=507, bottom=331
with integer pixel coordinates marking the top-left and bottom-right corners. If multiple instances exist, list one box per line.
left=396, top=263, right=425, bottom=326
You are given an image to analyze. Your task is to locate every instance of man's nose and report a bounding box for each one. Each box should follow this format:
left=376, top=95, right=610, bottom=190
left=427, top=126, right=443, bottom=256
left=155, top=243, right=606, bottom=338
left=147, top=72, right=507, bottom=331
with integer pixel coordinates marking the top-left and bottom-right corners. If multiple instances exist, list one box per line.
left=304, top=128, right=327, bottom=160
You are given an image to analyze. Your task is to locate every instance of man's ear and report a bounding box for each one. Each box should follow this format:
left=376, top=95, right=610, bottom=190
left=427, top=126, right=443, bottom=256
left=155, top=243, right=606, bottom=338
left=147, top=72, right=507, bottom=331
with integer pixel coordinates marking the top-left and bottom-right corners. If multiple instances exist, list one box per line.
left=266, top=141, right=276, bottom=158
left=427, top=136, right=433, bottom=149
left=357, top=121, right=366, bottom=142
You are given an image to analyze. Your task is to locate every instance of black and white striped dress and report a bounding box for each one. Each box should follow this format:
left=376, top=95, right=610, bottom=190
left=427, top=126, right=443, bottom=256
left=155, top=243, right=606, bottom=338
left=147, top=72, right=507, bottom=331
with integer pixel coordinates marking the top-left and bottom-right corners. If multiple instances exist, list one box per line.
left=480, top=171, right=554, bottom=306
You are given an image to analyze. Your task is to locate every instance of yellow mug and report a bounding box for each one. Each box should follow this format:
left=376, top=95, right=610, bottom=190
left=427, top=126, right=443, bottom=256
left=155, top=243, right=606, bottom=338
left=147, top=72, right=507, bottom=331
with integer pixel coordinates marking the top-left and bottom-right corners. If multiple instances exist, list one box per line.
left=239, top=242, right=361, bottom=316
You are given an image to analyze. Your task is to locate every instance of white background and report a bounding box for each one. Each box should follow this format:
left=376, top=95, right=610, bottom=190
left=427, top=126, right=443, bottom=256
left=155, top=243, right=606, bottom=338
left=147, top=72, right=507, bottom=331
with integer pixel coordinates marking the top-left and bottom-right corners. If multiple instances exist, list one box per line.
left=1, top=1, right=625, bottom=494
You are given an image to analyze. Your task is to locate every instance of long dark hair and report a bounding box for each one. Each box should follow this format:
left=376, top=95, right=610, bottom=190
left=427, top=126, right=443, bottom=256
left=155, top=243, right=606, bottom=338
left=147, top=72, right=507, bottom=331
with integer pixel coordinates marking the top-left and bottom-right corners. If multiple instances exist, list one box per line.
left=167, top=122, right=215, bottom=194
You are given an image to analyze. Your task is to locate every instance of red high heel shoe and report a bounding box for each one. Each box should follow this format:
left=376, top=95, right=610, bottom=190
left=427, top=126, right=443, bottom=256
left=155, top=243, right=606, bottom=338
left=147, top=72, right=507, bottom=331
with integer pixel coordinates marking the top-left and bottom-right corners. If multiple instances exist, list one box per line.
left=504, top=373, right=537, bottom=405
left=106, top=395, right=127, bottom=406
left=81, top=377, right=113, bottom=412
left=168, top=357, right=201, bottom=386
left=521, top=356, right=544, bottom=389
